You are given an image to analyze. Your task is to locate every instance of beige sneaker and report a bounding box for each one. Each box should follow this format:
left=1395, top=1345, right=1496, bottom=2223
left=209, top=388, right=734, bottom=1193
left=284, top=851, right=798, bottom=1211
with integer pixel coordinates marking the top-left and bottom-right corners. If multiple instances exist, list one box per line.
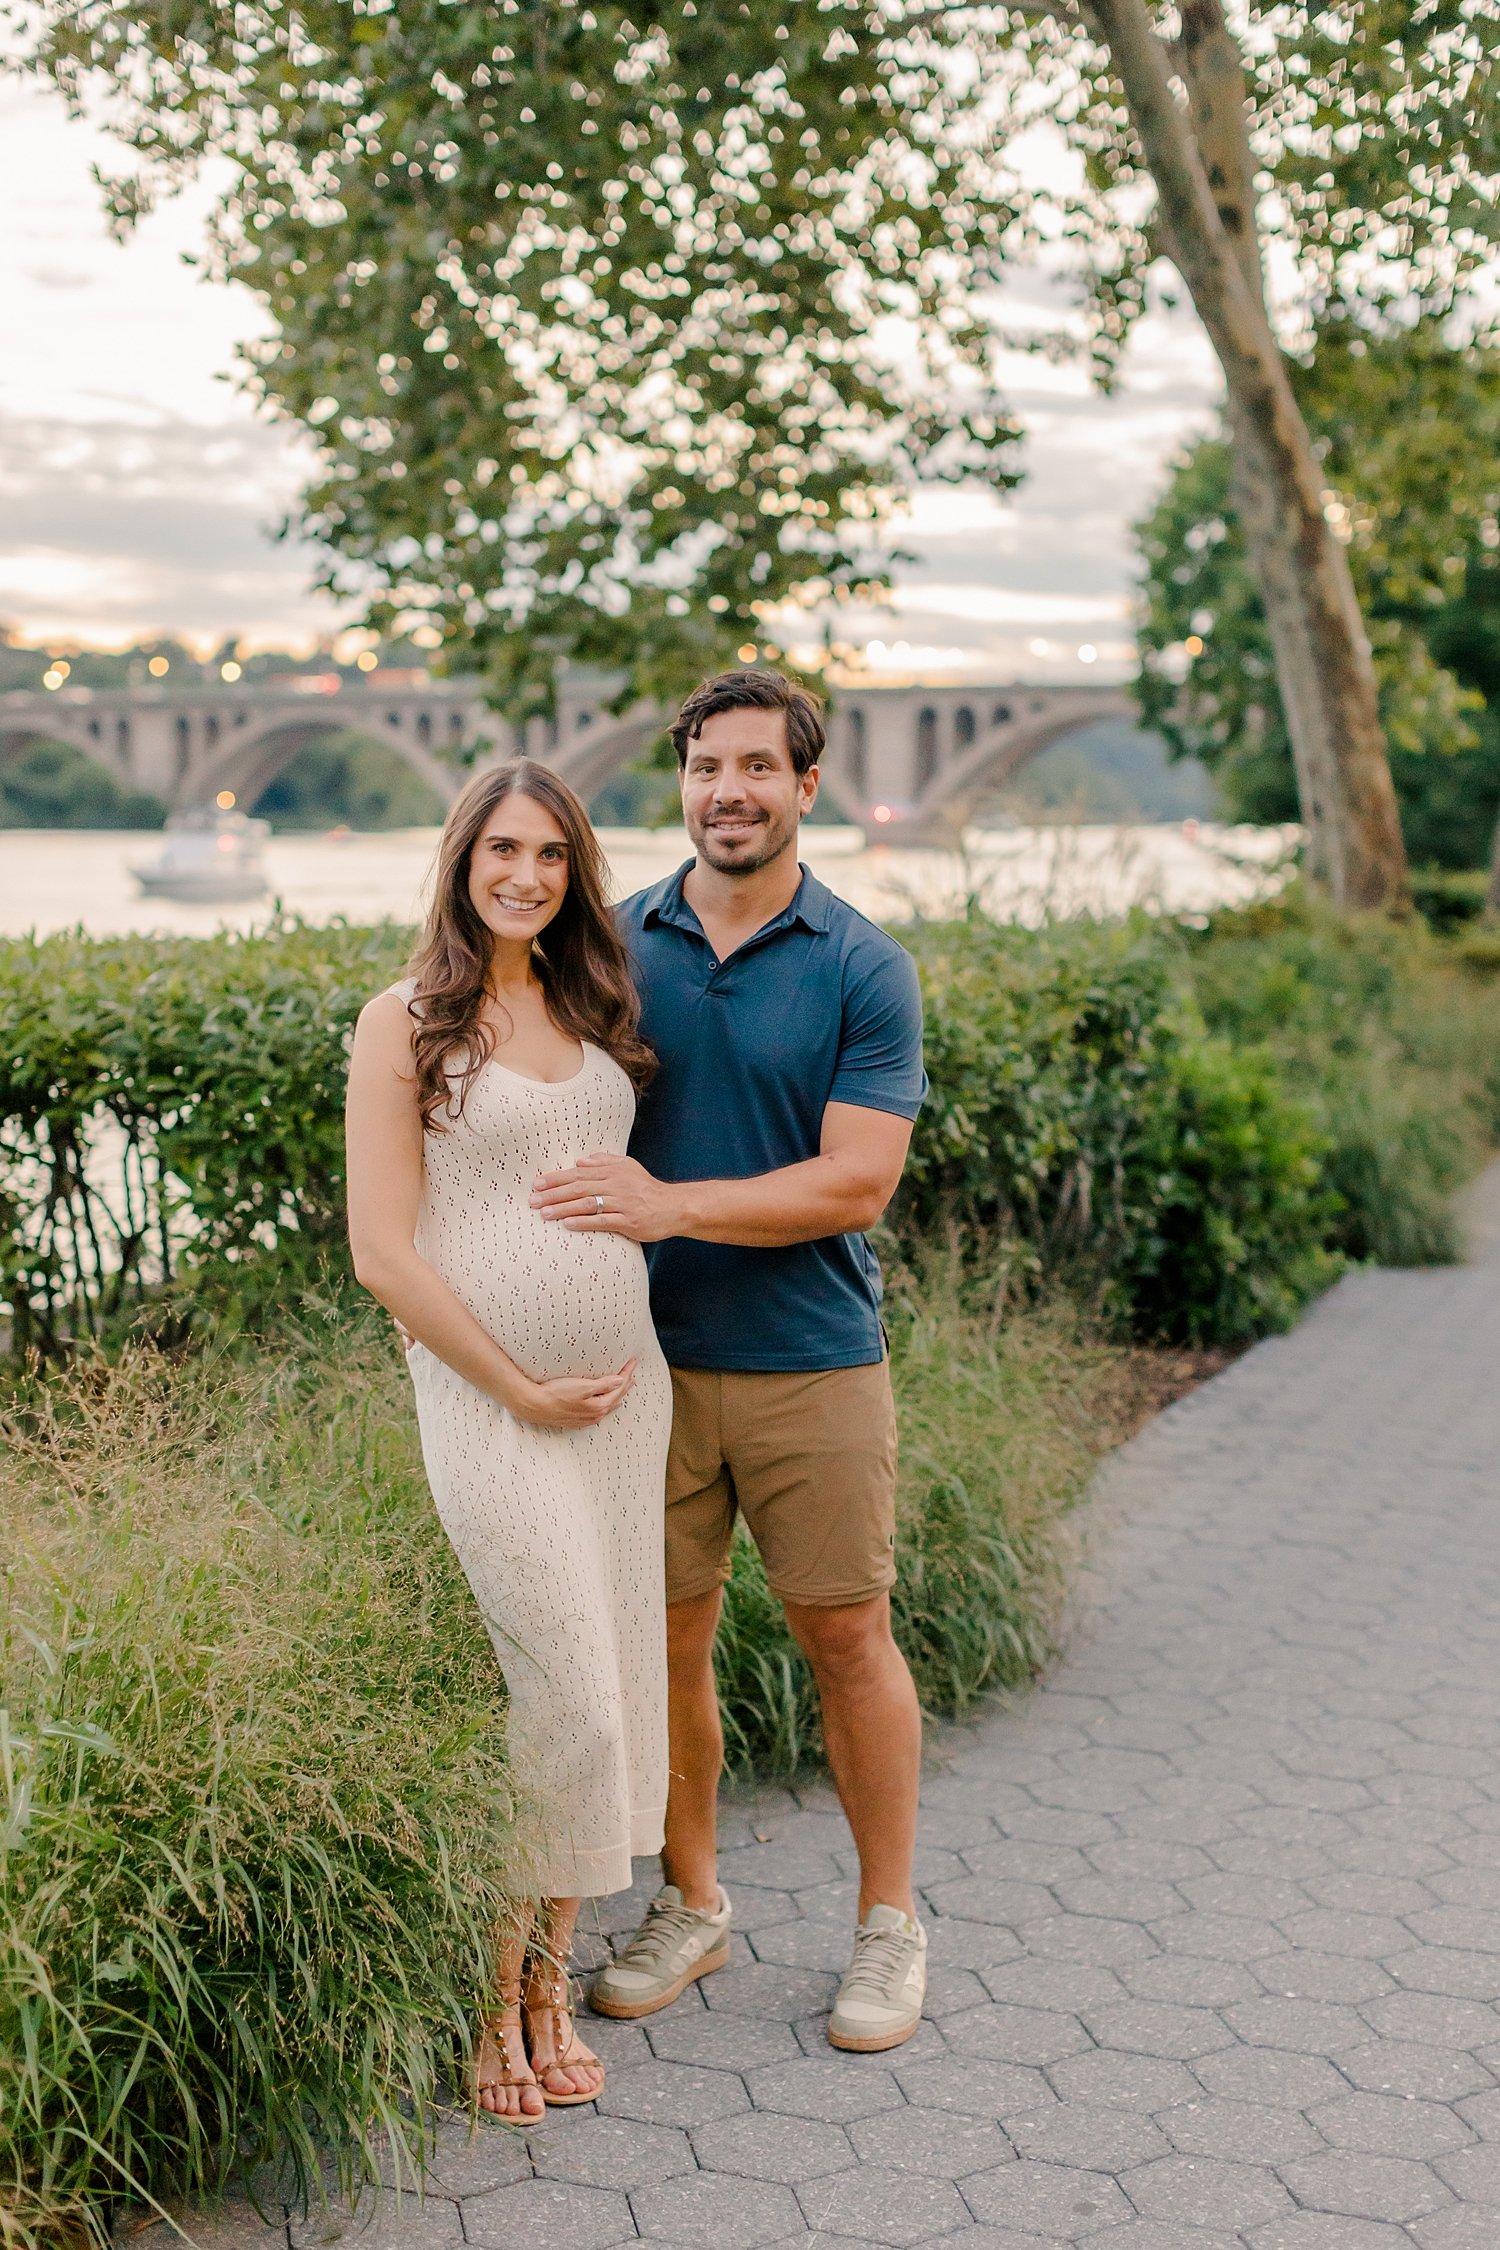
left=588, top=1885, right=733, bottom=2019
left=828, top=1905, right=928, bottom=2052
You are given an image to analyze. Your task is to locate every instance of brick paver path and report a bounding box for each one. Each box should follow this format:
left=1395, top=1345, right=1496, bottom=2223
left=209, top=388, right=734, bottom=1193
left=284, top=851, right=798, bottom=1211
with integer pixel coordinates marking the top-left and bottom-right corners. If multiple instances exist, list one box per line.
left=222, top=1168, right=1500, bottom=2250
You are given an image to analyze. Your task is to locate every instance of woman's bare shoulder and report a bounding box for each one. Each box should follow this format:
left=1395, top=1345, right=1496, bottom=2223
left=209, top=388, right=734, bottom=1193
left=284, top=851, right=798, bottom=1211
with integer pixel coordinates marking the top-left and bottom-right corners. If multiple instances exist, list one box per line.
left=355, top=982, right=420, bottom=1052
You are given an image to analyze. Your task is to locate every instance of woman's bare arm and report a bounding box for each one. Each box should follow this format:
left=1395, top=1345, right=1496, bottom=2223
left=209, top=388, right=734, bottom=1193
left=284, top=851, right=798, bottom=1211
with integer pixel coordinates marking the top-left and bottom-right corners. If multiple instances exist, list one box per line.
left=345, top=992, right=633, bottom=1429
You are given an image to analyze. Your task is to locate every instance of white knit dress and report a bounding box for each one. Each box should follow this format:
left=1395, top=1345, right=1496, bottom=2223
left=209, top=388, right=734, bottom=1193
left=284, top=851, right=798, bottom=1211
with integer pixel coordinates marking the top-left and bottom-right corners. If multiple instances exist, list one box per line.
left=397, top=988, right=671, bottom=1898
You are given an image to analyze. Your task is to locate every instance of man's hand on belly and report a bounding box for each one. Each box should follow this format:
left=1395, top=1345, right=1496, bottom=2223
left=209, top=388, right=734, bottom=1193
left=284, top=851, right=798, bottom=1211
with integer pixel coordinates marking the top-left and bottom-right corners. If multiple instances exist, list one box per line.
left=531, top=1153, right=684, bottom=1243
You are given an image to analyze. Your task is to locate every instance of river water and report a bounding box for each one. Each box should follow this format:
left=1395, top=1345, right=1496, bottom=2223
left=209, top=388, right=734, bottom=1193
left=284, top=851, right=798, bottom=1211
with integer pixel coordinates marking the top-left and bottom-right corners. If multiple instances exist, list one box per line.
left=0, top=821, right=1298, bottom=941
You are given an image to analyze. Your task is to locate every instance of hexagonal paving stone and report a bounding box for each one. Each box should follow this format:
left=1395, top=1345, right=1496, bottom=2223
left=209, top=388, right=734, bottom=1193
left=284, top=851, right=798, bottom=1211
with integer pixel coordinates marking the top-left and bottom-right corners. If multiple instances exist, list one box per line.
left=630, top=2173, right=805, bottom=2248
left=978, top=1961, right=1125, bottom=2016
left=1384, top=1945, right=1500, bottom=2000
left=1221, top=1996, right=1368, bottom=2054
left=944, top=2006, right=1091, bottom=2068
left=1362, top=1991, right=1499, bottom=2048
left=1305, top=2090, right=1473, bottom=2160
left=925, top=1879, right=1060, bottom=1929
left=1276, top=2150, right=1453, bottom=2224
left=1079, top=2001, right=1234, bottom=2061
left=748, top=2054, right=905, bottom=2123
left=1338, top=2041, right=1494, bottom=2102
left=1191, top=2045, right=1350, bottom=2108
left=647, top=2011, right=801, bottom=2070
left=1119, top=1955, right=1260, bottom=2009
left=702, top=1963, right=839, bottom=2020
left=1123, top=2154, right=1295, bottom=2231
left=961, top=2160, right=1134, bottom=2237
left=384, top=2116, right=532, bottom=2198
left=1248, top=1950, right=1394, bottom=2006
left=1247, top=2213, right=1423, bottom=2248
left=527, top=2112, right=695, bottom=2188
left=1014, top=1917, right=1159, bottom=1968
left=462, top=2179, right=634, bottom=2250
left=1006, top=2103, right=1168, bottom=2173
left=798, top=2166, right=971, bottom=2245
left=893, top=2055, right=1057, bottom=2120
left=1160, top=2096, right=1322, bottom=2166
left=288, top=2191, right=461, bottom=2250
left=1048, top=2047, right=1201, bottom=2112
left=692, top=2109, right=855, bottom=2185
left=1433, top=2141, right=1500, bottom=2202
left=598, top=2058, right=752, bottom=2127
left=848, top=2108, right=1013, bottom=2179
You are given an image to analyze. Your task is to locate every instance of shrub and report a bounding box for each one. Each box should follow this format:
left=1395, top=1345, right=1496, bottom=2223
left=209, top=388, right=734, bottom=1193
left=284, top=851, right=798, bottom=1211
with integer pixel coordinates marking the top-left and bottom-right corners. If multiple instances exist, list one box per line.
left=896, top=913, right=1337, bottom=1342
left=3, top=899, right=1498, bottom=1363
left=1182, top=888, right=1500, bottom=1268
left=1, top=1318, right=515, bottom=2250
left=0, top=922, right=407, bottom=1356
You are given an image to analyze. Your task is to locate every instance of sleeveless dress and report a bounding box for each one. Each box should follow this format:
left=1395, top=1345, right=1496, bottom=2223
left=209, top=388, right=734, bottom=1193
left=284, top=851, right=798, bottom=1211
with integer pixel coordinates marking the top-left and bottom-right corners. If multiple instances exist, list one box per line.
left=395, top=984, right=671, bottom=1898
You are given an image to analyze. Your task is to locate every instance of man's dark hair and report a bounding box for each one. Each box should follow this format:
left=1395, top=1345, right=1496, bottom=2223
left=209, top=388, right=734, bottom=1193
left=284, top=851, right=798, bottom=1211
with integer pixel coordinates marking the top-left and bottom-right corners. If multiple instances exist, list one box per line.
left=671, top=669, right=826, bottom=777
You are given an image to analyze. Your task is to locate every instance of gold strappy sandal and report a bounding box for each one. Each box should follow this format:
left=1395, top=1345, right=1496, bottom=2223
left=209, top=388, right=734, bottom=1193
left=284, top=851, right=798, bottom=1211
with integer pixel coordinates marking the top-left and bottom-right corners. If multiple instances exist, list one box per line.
left=472, top=1999, right=545, bottom=2126
left=522, top=1964, right=605, bottom=2108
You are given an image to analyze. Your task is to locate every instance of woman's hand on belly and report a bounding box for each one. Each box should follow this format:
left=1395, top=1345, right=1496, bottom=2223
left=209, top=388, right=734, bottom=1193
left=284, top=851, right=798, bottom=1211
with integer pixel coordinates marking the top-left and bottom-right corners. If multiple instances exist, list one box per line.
left=503, top=1358, right=638, bottom=1430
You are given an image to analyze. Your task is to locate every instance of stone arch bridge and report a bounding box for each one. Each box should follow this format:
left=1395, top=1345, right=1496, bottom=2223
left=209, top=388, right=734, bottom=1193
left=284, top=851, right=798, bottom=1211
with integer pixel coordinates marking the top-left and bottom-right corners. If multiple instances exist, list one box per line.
left=0, top=671, right=1133, bottom=845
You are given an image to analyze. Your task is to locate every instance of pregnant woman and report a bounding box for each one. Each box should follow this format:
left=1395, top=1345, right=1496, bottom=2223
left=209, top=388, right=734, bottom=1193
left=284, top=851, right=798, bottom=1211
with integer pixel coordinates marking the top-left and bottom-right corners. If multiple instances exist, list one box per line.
left=345, top=760, right=670, bottom=2122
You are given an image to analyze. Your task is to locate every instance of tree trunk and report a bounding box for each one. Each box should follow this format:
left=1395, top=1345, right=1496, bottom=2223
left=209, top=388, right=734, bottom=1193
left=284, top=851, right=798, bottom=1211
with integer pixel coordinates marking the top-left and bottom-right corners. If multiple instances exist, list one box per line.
left=1173, top=0, right=1339, bottom=878
left=1082, top=0, right=1409, bottom=908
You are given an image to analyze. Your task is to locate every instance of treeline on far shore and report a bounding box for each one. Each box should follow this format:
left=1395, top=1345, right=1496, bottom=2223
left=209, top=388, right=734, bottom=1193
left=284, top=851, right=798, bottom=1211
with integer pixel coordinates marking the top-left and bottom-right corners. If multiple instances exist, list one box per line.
left=5, top=890, right=1500, bottom=2247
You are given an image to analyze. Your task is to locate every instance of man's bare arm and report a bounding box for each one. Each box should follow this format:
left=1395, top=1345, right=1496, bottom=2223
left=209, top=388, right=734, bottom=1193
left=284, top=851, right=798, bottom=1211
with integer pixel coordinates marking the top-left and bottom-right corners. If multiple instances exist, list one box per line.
left=530, top=1101, right=914, bottom=1247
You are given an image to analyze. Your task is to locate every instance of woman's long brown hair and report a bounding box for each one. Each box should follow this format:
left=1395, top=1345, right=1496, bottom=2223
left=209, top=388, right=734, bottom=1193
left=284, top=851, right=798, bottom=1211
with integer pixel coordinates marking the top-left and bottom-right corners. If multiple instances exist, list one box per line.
left=406, top=760, right=653, bottom=1129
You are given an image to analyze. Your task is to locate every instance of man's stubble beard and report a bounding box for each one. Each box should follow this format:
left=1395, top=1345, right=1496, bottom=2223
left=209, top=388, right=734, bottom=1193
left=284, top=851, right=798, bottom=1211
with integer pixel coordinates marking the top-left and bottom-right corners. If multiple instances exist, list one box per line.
left=688, top=803, right=800, bottom=877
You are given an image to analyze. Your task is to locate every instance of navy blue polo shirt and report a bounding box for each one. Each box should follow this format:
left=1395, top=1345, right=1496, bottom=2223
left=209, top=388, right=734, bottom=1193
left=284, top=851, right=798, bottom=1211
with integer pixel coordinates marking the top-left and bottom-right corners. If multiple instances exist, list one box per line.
left=617, top=862, right=927, bottom=1372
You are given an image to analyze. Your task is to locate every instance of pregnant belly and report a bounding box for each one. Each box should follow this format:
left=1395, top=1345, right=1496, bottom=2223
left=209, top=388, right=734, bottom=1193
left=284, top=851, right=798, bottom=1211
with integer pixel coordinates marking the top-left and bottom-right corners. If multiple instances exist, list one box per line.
left=419, top=1205, right=655, bottom=1380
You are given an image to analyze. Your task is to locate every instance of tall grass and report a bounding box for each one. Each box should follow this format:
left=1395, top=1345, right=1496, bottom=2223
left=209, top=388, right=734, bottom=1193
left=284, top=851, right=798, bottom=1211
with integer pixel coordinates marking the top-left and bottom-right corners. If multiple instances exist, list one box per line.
left=1, top=1314, right=516, bottom=2250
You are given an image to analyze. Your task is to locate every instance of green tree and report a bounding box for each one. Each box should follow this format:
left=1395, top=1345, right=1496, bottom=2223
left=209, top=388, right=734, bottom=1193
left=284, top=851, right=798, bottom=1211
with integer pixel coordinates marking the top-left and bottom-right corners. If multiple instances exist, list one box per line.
left=15, top=0, right=1495, bottom=902
left=1137, top=317, right=1500, bottom=867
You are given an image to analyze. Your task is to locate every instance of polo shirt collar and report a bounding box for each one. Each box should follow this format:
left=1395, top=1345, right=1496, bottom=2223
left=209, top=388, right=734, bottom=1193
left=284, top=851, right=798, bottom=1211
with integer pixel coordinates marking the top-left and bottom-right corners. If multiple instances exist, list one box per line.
left=641, top=859, right=833, bottom=938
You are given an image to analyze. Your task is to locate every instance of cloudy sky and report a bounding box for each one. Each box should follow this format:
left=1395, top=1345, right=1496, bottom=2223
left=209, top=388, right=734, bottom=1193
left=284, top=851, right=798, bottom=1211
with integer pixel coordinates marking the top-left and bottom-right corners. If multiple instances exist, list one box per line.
left=0, top=72, right=1222, bottom=681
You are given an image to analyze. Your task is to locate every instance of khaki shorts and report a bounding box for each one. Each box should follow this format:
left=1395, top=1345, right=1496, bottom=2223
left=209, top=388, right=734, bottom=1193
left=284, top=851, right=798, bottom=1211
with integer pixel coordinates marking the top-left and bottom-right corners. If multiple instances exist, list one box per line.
left=664, top=1359, right=899, bottom=1611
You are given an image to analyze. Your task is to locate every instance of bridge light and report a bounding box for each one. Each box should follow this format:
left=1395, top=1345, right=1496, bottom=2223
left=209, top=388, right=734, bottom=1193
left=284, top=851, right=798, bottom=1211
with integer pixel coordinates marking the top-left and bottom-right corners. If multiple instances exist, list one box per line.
left=216, top=790, right=237, bottom=810
left=221, top=660, right=242, bottom=681
left=872, top=803, right=894, bottom=824
left=148, top=655, right=170, bottom=677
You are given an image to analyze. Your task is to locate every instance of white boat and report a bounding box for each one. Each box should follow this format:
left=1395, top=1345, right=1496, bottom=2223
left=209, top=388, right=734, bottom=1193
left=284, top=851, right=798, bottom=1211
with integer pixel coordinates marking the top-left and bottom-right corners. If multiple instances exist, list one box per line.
left=132, top=805, right=271, bottom=903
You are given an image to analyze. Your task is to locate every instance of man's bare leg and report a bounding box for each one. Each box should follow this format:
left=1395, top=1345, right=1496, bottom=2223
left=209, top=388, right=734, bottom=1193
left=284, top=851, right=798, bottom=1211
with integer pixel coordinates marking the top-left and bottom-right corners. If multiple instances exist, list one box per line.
left=783, top=1591, right=921, bottom=1920
left=661, top=1587, right=725, bottom=1911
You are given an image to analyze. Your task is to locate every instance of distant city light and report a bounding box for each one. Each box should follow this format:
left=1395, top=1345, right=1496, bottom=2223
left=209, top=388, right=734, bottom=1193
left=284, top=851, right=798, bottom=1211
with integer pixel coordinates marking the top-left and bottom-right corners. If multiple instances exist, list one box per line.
left=221, top=660, right=242, bottom=681
left=737, top=644, right=758, bottom=662
left=43, top=669, right=64, bottom=690
left=216, top=790, right=237, bottom=809
left=356, top=650, right=379, bottom=671
left=872, top=804, right=894, bottom=824
left=148, top=655, right=170, bottom=676
left=1184, top=634, right=1204, bottom=656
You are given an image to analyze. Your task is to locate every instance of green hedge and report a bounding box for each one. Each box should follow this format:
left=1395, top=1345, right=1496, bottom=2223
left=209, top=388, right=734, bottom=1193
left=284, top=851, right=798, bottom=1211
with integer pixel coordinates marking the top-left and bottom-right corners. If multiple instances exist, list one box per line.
left=2, top=898, right=1498, bottom=1360
left=0, top=922, right=405, bottom=1356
